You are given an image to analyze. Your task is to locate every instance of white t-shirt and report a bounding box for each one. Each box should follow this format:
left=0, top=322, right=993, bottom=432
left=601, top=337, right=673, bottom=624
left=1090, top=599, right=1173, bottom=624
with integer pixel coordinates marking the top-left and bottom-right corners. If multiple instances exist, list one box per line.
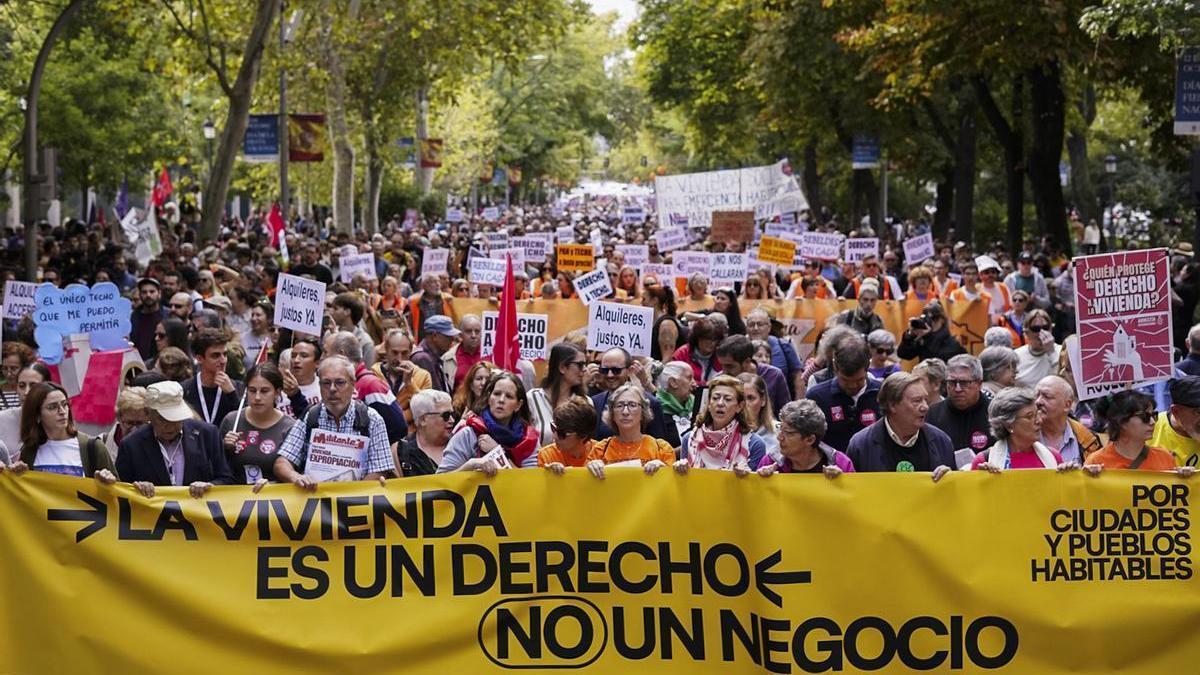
left=34, top=438, right=84, bottom=477
left=1015, top=344, right=1061, bottom=389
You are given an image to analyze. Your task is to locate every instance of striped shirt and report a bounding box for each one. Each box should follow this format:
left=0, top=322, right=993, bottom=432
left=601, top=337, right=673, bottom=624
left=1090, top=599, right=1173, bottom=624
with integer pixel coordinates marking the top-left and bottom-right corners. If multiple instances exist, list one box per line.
left=278, top=402, right=396, bottom=477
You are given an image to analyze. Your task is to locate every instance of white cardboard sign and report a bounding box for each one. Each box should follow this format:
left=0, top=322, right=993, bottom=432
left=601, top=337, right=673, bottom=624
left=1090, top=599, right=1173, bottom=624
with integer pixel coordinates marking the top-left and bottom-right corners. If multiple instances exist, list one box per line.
left=482, top=311, right=549, bottom=360
left=903, top=233, right=935, bottom=265
left=574, top=268, right=613, bottom=305
left=844, top=238, right=879, bottom=264
left=586, top=301, right=654, bottom=357
left=421, top=248, right=449, bottom=279
left=273, top=273, right=326, bottom=336
left=3, top=280, right=38, bottom=320
left=468, top=257, right=508, bottom=286
left=655, top=227, right=689, bottom=253
left=339, top=252, right=377, bottom=283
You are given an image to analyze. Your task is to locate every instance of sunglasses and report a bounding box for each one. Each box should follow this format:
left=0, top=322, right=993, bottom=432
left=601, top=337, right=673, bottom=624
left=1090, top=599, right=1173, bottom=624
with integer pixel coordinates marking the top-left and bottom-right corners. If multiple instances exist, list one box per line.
left=1130, top=411, right=1155, bottom=425
left=1028, top=324, right=1050, bottom=332
left=598, top=366, right=625, bottom=375
left=874, top=348, right=891, bottom=355
left=423, top=410, right=455, bottom=422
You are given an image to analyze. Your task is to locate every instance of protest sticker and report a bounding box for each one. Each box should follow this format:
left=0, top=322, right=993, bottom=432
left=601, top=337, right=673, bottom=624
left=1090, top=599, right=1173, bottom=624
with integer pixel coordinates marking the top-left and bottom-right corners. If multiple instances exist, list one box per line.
left=482, top=311, right=549, bottom=361
left=757, top=235, right=797, bottom=266
left=574, top=269, right=613, bottom=305
left=511, top=236, right=548, bottom=263
left=556, top=224, right=575, bottom=243
left=655, top=227, right=689, bottom=253
left=709, top=211, right=756, bottom=244
left=672, top=251, right=712, bottom=282
left=711, top=253, right=749, bottom=286
left=481, top=206, right=500, bottom=222
left=622, top=205, right=645, bottom=224
left=3, top=280, right=37, bottom=320
left=339, top=252, right=377, bottom=283
left=556, top=244, right=596, bottom=273
left=273, top=274, right=326, bottom=337
left=1072, top=249, right=1173, bottom=400
left=421, top=248, right=449, bottom=279
left=587, top=301, right=653, bottom=357
left=616, top=244, right=649, bottom=269
left=445, top=207, right=464, bottom=223
left=32, top=282, right=133, bottom=365
left=844, top=238, right=879, bottom=264
left=641, top=262, right=672, bottom=283
left=800, top=232, right=844, bottom=261
left=903, top=233, right=935, bottom=265
left=305, top=428, right=369, bottom=482
left=468, top=257, right=508, bottom=286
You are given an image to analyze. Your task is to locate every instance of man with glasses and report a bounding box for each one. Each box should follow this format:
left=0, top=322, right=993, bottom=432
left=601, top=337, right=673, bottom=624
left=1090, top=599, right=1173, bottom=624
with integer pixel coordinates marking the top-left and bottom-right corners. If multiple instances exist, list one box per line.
left=1004, top=251, right=1051, bottom=309
left=841, top=254, right=901, bottom=300
left=927, top=355, right=994, bottom=459
left=1149, top=376, right=1200, bottom=467
left=1014, top=309, right=1059, bottom=388
left=590, top=347, right=679, bottom=448
left=274, top=355, right=397, bottom=490
left=1035, top=375, right=1101, bottom=464
left=324, top=331, right=407, bottom=448
left=167, top=292, right=193, bottom=322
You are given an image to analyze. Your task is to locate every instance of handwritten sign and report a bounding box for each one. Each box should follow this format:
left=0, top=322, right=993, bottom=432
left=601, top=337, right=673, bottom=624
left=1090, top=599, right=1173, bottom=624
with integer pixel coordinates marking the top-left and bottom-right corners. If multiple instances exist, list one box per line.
left=468, top=257, right=508, bottom=286
left=616, top=244, right=649, bottom=269
left=3, top=280, right=38, bottom=320
left=482, top=206, right=500, bottom=222
left=556, top=225, right=575, bottom=243
left=33, top=282, right=134, bottom=364
left=556, top=244, right=596, bottom=273
left=339, top=252, right=377, bottom=283
left=445, top=207, right=464, bottom=223
left=801, top=232, right=844, bottom=261
left=511, top=236, right=548, bottom=264
left=757, top=236, right=797, bottom=266
left=622, top=205, right=646, bottom=225
left=710, top=211, right=756, bottom=244
left=711, top=253, right=749, bottom=286
left=903, top=233, right=935, bottom=265
left=641, top=263, right=672, bottom=283
left=844, top=238, right=879, bottom=264
left=672, top=251, right=713, bottom=282
left=655, top=227, right=689, bottom=253
left=274, top=274, right=326, bottom=336
left=587, top=301, right=653, bottom=357
left=421, top=249, right=449, bottom=279
left=574, top=268, right=613, bottom=305
left=489, top=248, right=526, bottom=272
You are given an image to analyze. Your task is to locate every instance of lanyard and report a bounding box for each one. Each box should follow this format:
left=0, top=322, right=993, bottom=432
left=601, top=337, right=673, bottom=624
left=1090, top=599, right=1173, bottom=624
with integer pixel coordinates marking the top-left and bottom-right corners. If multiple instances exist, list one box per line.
left=158, top=438, right=182, bottom=486
left=196, top=375, right=222, bottom=425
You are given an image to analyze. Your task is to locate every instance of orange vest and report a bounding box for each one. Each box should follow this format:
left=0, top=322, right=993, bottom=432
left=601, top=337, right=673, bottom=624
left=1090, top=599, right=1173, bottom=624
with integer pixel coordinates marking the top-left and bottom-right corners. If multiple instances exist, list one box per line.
left=935, top=277, right=959, bottom=297
left=851, top=275, right=895, bottom=300
left=408, top=292, right=454, bottom=334
left=981, top=282, right=1012, bottom=314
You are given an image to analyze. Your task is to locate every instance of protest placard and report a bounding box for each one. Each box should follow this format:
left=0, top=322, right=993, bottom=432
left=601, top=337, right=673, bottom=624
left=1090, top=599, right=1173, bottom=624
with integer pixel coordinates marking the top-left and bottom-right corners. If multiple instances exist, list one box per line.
left=709, top=211, right=756, bottom=244
left=511, top=236, right=547, bottom=263
left=622, top=205, right=646, bottom=224
left=482, top=206, right=500, bottom=221
left=445, top=207, right=464, bottom=223
left=672, top=251, right=713, bottom=281
left=482, top=311, right=549, bottom=361
left=3, top=280, right=37, bottom=320
left=711, top=253, right=749, bottom=285
left=641, top=263, right=672, bottom=282
left=468, top=257, right=508, bottom=286
left=780, top=212, right=797, bottom=226
left=339, top=252, right=377, bottom=283
left=483, top=231, right=509, bottom=251
left=655, top=160, right=805, bottom=228
left=273, top=274, right=326, bottom=337
left=421, top=248, right=449, bottom=279
left=305, top=428, right=369, bottom=482
left=616, top=244, right=649, bottom=269
left=586, top=301, right=654, bottom=357
left=1072, top=249, right=1173, bottom=400
left=556, top=224, right=575, bottom=243
left=488, top=248, right=526, bottom=271
left=800, top=232, right=844, bottom=261
left=844, top=238, right=879, bottom=264
left=903, top=233, right=935, bottom=265
left=32, top=282, right=133, bottom=364
left=556, top=244, right=596, bottom=273
left=757, top=235, right=797, bottom=266
left=655, top=227, right=689, bottom=253
left=574, top=268, right=613, bottom=305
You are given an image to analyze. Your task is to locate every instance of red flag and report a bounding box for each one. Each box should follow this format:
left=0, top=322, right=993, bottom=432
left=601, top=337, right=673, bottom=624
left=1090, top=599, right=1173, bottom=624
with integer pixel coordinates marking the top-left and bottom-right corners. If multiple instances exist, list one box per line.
left=151, top=167, right=173, bottom=207
left=267, top=202, right=286, bottom=248
left=490, top=253, right=520, bottom=373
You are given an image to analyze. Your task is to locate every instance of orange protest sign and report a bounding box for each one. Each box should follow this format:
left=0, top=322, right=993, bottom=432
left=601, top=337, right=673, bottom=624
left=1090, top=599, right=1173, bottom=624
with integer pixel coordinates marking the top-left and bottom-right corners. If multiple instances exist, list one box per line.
left=757, top=235, right=797, bottom=266
left=555, top=244, right=597, bottom=273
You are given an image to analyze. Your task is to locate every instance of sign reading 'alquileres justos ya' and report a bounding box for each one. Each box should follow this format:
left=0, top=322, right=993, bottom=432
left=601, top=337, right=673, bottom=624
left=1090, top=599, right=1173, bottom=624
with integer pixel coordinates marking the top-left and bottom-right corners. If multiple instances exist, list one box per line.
left=0, top=470, right=1195, bottom=673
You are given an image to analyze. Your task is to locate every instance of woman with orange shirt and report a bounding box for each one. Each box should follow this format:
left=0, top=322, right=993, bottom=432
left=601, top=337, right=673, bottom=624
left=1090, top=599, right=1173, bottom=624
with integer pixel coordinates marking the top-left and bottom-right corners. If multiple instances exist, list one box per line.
left=539, top=397, right=598, bottom=473
left=1085, top=391, right=1197, bottom=475
left=586, top=383, right=676, bottom=478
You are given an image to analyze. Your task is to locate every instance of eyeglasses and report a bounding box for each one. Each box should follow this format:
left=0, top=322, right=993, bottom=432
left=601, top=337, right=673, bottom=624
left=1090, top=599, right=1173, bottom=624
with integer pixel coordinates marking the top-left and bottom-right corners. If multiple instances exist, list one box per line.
left=598, top=366, right=625, bottom=375
left=1130, top=411, right=1155, bottom=425
left=613, top=401, right=642, bottom=411
left=319, top=379, right=351, bottom=390
left=567, top=360, right=587, bottom=369
left=155, top=331, right=167, bottom=339
left=422, top=410, right=455, bottom=422
left=874, top=348, right=892, bottom=355
left=946, top=379, right=979, bottom=389
left=43, top=400, right=70, bottom=413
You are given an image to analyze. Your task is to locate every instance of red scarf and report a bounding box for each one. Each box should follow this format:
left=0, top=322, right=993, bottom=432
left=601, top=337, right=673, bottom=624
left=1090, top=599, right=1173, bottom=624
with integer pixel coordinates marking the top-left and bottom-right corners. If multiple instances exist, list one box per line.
left=464, top=413, right=540, bottom=466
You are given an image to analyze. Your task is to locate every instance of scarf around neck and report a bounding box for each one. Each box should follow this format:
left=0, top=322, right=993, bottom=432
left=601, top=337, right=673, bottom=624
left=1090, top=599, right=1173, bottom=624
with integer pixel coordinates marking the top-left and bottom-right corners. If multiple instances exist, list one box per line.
left=657, top=390, right=694, bottom=418
left=687, top=423, right=749, bottom=469
left=466, top=410, right=539, bottom=466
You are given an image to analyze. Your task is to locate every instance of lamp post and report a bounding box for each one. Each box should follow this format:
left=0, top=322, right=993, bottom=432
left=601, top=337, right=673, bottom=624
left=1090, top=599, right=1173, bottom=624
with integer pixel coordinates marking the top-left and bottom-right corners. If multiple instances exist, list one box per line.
left=1104, top=154, right=1117, bottom=251
left=202, top=118, right=215, bottom=176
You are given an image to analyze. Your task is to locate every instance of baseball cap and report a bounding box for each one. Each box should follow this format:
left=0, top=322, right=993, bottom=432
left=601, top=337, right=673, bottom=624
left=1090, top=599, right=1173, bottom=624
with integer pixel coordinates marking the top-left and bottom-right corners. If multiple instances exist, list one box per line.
left=1017, top=252, right=1034, bottom=263
left=1170, top=377, right=1200, bottom=408
left=145, top=381, right=194, bottom=422
left=203, top=295, right=233, bottom=312
left=424, top=315, right=461, bottom=337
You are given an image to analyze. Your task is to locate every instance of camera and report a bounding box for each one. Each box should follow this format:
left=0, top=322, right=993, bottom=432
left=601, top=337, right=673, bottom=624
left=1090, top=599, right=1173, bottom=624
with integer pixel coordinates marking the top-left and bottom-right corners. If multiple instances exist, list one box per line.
left=909, top=317, right=928, bottom=330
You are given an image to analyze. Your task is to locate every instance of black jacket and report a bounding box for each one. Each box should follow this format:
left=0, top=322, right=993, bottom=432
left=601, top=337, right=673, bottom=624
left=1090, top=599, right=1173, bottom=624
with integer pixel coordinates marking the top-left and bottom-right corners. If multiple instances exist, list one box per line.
left=116, top=420, right=234, bottom=486
left=927, top=393, right=993, bottom=454
left=897, top=325, right=966, bottom=362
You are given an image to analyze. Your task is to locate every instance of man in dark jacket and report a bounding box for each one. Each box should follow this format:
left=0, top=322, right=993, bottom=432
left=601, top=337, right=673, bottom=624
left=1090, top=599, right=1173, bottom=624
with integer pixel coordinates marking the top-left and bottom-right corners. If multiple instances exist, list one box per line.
left=117, top=380, right=233, bottom=498
left=926, top=354, right=993, bottom=460
left=591, top=347, right=680, bottom=448
left=846, top=371, right=955, bottom=478
left=897, top=301, right=966, bottom=363
left=805, top=335, right=881, bottom=453
left=715, top=335, right=792, bottom=417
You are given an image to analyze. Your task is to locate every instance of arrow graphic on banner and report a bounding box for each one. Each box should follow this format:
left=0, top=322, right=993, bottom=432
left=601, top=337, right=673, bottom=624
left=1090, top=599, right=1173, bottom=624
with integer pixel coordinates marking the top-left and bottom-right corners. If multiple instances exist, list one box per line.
left=755, top=550, right=811, bottom=607
left=47, top=492, right=108, bottom=543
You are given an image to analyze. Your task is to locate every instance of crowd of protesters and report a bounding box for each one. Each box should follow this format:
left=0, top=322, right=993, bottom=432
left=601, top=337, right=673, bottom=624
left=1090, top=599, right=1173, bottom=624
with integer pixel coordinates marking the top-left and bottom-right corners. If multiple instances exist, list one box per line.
left=0, top=199, right=1197, bottom=492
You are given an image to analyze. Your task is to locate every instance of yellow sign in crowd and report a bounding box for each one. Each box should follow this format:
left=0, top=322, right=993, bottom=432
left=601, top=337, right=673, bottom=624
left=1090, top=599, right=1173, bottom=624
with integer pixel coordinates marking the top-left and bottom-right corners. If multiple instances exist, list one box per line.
left=0, top=470, right=1193, bottom=673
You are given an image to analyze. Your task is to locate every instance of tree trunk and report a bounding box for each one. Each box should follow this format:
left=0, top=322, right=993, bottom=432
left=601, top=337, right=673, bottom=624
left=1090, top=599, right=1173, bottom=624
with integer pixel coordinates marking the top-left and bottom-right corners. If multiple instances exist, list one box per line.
left=414, top=86, right=433, bottom=195
left=933, top=172, right=953, bottom=240
left=1026, top=61, right=1070, bottom=252
left=802, top=140, right=822, bottom=220
left=320, top=9, right=354, bottom=234
left=953, top=99, right=977, bottom=245
left=973, top=75, right=1025, bottom=255
left=198, top=0, right=279, bottom=243
left=1067, top=84, right=1098, bottom=231
left=851, top=169, right=880, bottom=237
left=363, top=142, right=383, bottom=235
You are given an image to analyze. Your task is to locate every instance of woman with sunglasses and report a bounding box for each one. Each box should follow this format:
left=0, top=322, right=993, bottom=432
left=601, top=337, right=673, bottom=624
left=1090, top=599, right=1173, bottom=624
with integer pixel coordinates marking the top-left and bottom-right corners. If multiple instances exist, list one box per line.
left=972, top=388, right=1071, bottom=472
left=867, top=329, right=901, bottom=379
left=398, top=389, right=455, bottom=477
left=994, top=290, right=1031, bottom=347
left=528, top=343, right=591, bottom=447
left=1014, top=309, right=1060, bottom=388
left=1084, top=391, right=1196, bottom=474
left=147, top=317, right=191, bottom=370
left=219, top=363, right=295, bottom=486
left=539, top=396, right=598, bottom=473
left=18, top=382, right=118, bottom=484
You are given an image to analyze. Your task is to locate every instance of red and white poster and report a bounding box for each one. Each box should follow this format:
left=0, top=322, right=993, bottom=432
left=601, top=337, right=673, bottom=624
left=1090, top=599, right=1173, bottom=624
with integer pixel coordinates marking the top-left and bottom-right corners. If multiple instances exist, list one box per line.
left=1072, top=248, right=1173, bottom=400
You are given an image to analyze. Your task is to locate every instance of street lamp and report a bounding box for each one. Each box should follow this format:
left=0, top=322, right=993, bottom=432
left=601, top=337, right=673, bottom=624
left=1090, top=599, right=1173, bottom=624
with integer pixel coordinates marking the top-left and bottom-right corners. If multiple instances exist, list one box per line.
left=202, top=118, right=215, bottom=177
left=1105, top=154, right=1117, bottom=249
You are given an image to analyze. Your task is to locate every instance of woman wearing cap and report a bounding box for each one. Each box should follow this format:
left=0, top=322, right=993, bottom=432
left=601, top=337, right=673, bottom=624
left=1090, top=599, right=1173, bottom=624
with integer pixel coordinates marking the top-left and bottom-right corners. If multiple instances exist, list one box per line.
left=219, top=363, right=295, bottom=487
left=439, top=371, right=540, bottom=473
left=18, top=382, right=118, bottom=484
left=586, top=383, right=677, bottom=478
left=972, top=388, right=1074, bottom=472
left=676, top=374, right=765, bottom=473
left=756, top=400, right=855, bottom=477
left=1084, top=391, right=1196, bottom=474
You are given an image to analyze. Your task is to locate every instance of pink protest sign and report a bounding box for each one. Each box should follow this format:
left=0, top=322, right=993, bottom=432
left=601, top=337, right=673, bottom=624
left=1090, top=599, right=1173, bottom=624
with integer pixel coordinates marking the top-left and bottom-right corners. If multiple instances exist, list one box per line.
left=1072, top=248, right=1173, bottom=400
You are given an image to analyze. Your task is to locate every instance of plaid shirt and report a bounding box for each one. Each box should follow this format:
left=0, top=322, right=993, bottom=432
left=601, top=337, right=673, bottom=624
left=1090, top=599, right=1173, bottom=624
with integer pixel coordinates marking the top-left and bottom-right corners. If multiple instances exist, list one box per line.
left=278, top=401, right=396, bottom=476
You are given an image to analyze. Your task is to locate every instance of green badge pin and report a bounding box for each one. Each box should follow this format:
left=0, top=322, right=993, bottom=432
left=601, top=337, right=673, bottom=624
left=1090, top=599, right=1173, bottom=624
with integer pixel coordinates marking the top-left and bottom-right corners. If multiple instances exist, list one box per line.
left=896, top=460, right=915, bottom=472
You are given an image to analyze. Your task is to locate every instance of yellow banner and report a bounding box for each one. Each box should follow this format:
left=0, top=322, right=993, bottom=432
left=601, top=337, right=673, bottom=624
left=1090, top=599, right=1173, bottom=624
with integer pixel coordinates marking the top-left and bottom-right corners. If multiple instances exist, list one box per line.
left=0, top=470, right=1194, bottom=673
